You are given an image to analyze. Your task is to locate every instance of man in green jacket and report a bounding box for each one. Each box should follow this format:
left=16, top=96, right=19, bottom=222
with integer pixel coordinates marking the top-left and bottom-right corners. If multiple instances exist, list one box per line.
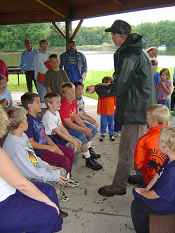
left=88, top=20, right=155, bottom=196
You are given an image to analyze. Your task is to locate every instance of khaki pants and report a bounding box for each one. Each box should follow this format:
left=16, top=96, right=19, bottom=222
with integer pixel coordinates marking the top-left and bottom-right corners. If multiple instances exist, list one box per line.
left=112, top=124, right=146, bottom=189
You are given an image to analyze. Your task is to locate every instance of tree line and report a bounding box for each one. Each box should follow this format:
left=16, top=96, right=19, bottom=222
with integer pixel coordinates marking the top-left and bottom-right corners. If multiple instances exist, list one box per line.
left=0, top=20, right=175, bottom=51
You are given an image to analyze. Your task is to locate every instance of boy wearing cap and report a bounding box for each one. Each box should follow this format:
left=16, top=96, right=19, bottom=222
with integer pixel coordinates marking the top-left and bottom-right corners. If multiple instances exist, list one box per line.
left=87, top=20, right=154, bottom=196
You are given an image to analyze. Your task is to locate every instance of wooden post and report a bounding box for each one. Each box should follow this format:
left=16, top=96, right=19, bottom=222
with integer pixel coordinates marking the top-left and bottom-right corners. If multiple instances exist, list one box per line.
left=65, top=20, right=72, bottom=50
left=71, top=19, right=83, bottom=41
left=52, top=22, right=65, bottom=39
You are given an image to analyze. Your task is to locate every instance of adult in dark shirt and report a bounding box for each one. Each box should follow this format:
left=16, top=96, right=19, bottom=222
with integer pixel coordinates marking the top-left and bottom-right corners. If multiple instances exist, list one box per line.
left=88, top=20, right=155, bottom=196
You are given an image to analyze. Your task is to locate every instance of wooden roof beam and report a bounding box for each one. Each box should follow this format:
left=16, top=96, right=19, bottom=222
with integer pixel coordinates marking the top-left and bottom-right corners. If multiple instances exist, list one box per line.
left=51, top=22, right=65, bottom=38
left=34, top=0, right=65, bottom=18
left=71, top=19, right=83, bottom=40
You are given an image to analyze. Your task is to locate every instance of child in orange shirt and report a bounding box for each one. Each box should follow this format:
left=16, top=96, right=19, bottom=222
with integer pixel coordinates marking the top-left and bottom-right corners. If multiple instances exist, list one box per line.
left=97, top=77, right=116, bottom=142
left=133, top=104, right=170, bottom=186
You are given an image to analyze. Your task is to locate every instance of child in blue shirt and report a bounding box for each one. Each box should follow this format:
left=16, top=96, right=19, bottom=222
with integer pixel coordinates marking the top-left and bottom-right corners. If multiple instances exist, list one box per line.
left=131, top=127, right=175, bottom=233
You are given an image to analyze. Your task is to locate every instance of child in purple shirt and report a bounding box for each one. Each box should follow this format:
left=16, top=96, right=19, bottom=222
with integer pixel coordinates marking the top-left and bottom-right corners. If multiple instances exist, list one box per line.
left=156, top=68, right=173, bottom=109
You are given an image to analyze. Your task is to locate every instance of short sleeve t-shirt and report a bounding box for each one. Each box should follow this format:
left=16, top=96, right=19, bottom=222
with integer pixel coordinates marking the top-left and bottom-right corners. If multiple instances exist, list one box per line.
left=59, top=98, right=77, bottom=122
left=134, top=161, right=175, bottom=214
left=25, top=114, right=48, bottom=157
left=42, top=110, right=62, bottom=135
left=45, top=69, right=69, bottom=95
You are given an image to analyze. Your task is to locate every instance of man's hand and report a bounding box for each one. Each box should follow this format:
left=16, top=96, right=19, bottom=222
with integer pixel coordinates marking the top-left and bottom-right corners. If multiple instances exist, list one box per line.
left=86, top=85, right=95, bottom=94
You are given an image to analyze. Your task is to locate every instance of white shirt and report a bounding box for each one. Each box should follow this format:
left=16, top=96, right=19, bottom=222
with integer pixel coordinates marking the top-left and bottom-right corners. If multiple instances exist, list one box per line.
left=34, top=50, right=49, bottom=79
left=0, top=176, right=16, bottom=202
left=42, top=110, right=62, bottom=135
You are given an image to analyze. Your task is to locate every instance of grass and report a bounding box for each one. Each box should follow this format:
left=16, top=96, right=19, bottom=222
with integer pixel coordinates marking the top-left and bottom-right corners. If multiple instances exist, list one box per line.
left=8, top=70, right=113, bottom=99
left=7, top=68, right=174, bottom=100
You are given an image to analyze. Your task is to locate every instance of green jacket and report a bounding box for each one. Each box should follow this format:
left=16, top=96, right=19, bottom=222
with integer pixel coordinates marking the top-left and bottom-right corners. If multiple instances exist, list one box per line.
left=95, top=33, right=156, bottom=125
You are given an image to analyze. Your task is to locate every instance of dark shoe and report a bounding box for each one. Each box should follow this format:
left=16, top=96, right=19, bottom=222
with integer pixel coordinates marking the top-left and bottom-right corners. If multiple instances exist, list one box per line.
left=60, top=209, right=68, bottom=218
left=89, top=147, right=101, bottom=159
left=109, top=135, right=115, bottom=141
left=128, top=175, right=144, bottom=186
left=99, top=135, right=105, bottom=142
left=86, top=158, right=103, bottom=170
left=98, top=185, right=126, bottom=197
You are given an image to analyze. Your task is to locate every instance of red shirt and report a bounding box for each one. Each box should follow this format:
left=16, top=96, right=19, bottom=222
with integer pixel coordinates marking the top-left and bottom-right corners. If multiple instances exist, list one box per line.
left=0, top=60, right=8, bottom=81
left=134, top=125, right=168, bottom=185
left=59, top=97, right=77, bottom=122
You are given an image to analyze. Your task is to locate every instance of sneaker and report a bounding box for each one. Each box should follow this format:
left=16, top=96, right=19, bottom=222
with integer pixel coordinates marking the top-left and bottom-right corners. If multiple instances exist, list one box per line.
left=59, top=209, right=68, bottom=218
left=109, top=135, right=115, bottom=141
left=99, top=135, right=105, bottom=142
left=86, top=158, right=103, bottom=170
left=89, top=147, right=101, bottom=159
left=59, top=190, right=69, bottom=202
left=128, top=175, right=144, bottom=186
left=65, top=178, right=80, bottom=188
left=98, top=185, right=126, bottom=197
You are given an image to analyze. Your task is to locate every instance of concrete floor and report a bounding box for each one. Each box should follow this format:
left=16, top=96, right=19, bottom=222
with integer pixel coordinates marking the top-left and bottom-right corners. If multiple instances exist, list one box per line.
left=60, top=136, right=135, bottom=233
left=12, top=91, right=135, bottom=233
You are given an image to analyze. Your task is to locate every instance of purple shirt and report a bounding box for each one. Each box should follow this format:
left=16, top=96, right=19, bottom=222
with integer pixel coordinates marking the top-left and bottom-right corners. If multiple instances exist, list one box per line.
left=25, top=114, right=48, bottom=157
left=157, top=80, right=172, bottom=101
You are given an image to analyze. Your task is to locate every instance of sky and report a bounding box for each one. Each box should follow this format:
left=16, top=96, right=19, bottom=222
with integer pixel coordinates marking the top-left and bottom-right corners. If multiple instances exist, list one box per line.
left=73, top=6, right=175, bottom=28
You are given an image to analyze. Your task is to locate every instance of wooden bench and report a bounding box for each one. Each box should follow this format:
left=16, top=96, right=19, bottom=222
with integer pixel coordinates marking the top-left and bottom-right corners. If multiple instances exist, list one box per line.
left=150, top=214, right=175, bottom=233
left=8, top=66, right=23, bottom=85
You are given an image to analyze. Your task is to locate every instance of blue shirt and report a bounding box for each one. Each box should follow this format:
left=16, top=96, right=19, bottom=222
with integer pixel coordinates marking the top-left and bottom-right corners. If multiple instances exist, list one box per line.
left=25, top=114, right=48, bottom=157
left=134, top=160, right=175, bottom=214
left=59, top=49, right=87, bottom=83
left=20, top=49, right=37, bottom=71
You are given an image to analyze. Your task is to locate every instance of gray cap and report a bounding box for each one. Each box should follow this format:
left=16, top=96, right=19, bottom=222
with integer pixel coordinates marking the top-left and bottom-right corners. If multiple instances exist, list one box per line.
left=105, top=20, right=131, bottom=35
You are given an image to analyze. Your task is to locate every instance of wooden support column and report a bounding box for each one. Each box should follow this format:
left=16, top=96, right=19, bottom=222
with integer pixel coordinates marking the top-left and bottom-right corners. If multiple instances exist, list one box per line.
left=52, top=22, right=65, bottom=39
left=65, top=20, right=72, bottom=50
left=71, top=19, right=83, bottom=41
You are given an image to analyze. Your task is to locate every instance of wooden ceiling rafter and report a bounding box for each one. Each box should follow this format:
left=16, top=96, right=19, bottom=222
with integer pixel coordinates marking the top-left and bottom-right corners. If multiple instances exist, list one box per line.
left=34, top=0, right=65, bottom=18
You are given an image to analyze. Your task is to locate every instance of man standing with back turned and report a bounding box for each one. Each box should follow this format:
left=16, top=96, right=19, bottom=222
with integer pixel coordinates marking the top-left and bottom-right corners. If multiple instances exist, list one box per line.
left=88, top=20, right=155, bottom=196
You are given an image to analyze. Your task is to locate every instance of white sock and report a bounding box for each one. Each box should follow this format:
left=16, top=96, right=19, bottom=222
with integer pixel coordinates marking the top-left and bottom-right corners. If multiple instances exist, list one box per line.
left=84, top=150, right=91, bottom=159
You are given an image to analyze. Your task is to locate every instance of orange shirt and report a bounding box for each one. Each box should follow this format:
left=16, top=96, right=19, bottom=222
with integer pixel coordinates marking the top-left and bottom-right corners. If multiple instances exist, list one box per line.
left=97, top=96, right=116, bottom=115
left=134, top=125, right=168, bottom=185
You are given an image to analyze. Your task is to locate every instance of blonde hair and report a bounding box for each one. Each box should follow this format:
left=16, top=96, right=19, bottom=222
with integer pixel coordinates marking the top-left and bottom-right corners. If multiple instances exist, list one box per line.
left=160, top=127, right=175, bottom=153
left=8, top=107, right=27, bottom=131
left=0, top=106, right=9, bottom=138
left=147, top=104, right=170, bottom=125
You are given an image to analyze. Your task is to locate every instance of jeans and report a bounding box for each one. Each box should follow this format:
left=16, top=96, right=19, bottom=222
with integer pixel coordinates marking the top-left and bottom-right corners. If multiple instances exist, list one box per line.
left=67, top=121, right=97, bottom=144
left=131, top=199, right=154, bottom=233
left=100, top=114, right=114, bottom=136
left=37, top=81, right=47, bottom=103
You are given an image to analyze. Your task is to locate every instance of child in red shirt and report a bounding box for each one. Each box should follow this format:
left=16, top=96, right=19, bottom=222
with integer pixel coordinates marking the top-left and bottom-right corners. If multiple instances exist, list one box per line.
left=133, top=104, right=169, bottom=186
left=97, top=77, right=116, bottom=141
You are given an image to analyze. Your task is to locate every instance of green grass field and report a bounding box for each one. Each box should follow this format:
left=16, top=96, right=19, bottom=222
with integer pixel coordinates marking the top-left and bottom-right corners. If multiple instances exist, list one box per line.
left=8, top=70, right=113, bottom=100
left=8, top=68, right=174, bottom=100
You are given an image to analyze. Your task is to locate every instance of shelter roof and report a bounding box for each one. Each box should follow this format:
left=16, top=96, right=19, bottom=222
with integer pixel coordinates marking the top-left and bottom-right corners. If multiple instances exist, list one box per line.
left=1, top=0, right=175, bottom=25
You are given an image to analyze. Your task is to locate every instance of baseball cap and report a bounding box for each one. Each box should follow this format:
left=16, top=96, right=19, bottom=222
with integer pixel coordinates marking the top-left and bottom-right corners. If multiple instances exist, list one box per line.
left=105, top=20, right=131, bottom=35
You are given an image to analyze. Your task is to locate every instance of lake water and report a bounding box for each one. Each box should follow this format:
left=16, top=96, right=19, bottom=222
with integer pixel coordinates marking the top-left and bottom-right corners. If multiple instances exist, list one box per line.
left=1, top=50, right=175, bottom=70
left=83, top=51, right=175, bottom=70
